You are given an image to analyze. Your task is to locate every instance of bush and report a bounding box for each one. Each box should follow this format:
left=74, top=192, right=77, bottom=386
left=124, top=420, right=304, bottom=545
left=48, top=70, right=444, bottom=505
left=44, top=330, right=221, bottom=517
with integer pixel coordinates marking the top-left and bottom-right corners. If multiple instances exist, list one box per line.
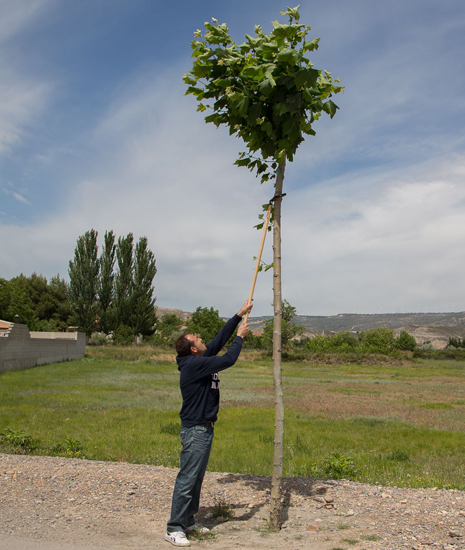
left=321, top=453, right=357, bottom=479
left=394, top=331, right=417, bottom=351
left=448, top=337, right=465, bottom=349
left=113, top=324, right=134, bottom=345
left=51, top=437, right=86, bottom=458
left=305, top=331, right=358, bottom=353
left=305, top=328, right=399, bottom=356
left=88, top=332, right=109, bottom=346
left=419, top=341, right=435, bottom=350
left=0, top=428, right=40, bottom=453
left=359, top=327, right=395, bottom=354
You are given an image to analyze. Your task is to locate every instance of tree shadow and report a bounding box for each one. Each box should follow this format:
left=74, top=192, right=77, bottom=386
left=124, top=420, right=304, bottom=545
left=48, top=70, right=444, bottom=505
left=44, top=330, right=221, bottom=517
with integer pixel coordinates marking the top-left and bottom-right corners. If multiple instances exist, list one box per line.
left=199, top=474, right=329, bottom=526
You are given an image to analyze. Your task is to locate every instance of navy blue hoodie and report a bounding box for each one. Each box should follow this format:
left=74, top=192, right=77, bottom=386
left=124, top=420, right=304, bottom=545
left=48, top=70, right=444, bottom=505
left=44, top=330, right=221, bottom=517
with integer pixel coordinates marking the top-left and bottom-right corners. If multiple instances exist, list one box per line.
left=177, top=314, right=243, bottom=427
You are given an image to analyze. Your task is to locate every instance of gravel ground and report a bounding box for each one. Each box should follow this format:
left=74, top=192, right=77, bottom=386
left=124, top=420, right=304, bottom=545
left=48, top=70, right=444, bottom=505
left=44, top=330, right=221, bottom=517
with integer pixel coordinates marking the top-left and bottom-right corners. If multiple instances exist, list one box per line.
left=1, top=453, right=465, bottom=550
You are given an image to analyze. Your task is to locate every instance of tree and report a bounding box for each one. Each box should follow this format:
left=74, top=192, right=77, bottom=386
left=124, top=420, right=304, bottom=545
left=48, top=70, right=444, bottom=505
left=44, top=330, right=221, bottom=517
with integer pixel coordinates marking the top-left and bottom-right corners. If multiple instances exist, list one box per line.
left=262, top=300, right=304, bottom=351
left=395, top=330, right=417, bottom=351
left=187, top=306, right=225, bottom=344
left=114, top=233, right=134, bottom=329
left=68, top=229, right=100, bottom=336
left=0, top=279, right=10, bottom=320
left=157, top=313, right=184, bottom=340
left=1, top=274, right=71, bottom=331
left=184, top=6, right=342, bottom=528
left=98, top=230, right=116, bottom=334
left=68, top=230, right=157, bottom=339
left=0, top=277, right=36, bottom=328
left=35, top=274, right=72, bottom=331
left=131, top=236, right=157, bottom=336
left=360, top=327, right=395, bottom=354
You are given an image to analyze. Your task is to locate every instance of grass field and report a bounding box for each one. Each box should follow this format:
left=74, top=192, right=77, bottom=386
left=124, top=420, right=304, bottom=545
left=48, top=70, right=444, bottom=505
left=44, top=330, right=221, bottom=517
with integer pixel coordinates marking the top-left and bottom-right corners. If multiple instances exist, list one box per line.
left=1, top=346, right=465, bottom=490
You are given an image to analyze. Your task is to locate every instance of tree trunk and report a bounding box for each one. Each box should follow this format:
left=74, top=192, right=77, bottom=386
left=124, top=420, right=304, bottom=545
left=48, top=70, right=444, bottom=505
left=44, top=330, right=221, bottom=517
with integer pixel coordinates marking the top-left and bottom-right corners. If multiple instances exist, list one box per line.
left=269, top=159, right=286, bottom=531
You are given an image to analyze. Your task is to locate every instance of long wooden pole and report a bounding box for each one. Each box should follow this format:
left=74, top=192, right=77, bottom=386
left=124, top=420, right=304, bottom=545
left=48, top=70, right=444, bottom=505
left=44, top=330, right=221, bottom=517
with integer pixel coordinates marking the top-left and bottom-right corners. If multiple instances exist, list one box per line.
left=244, top=203, right=272, bottom=324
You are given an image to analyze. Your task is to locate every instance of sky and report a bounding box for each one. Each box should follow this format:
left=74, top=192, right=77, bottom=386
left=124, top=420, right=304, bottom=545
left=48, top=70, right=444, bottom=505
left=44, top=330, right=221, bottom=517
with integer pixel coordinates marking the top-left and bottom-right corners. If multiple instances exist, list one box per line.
left=1, top=0, right=465, bottom=318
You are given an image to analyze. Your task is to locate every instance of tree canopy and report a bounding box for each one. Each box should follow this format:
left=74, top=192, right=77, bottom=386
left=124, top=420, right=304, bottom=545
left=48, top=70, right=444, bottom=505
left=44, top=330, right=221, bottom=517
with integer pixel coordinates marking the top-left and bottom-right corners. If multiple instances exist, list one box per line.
left=183, top=5, right=343, bottom=184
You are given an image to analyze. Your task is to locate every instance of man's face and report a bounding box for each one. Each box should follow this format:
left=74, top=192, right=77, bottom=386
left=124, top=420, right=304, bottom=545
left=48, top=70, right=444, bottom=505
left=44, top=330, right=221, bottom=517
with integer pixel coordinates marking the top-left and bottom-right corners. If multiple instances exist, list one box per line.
left=188, top=334, right=207, bottom=356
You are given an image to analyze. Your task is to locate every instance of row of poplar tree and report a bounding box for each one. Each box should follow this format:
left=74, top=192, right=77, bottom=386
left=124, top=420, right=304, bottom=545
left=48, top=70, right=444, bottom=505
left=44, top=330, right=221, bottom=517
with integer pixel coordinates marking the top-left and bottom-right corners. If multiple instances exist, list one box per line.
left=0, top=229, right=157, bottom=338
left=68, top=229, right=157, bottom=337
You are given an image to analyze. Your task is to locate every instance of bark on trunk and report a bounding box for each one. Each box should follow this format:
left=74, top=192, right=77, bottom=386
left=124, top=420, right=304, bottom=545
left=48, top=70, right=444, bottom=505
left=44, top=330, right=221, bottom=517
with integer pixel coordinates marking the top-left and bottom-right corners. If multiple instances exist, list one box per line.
left=269, top=159, right=286, bottom=531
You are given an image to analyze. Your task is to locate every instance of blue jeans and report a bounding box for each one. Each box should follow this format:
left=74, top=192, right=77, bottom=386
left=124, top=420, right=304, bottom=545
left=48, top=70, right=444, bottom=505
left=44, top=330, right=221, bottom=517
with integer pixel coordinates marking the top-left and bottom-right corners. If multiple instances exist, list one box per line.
left=166, top=424, right=214, bottom=534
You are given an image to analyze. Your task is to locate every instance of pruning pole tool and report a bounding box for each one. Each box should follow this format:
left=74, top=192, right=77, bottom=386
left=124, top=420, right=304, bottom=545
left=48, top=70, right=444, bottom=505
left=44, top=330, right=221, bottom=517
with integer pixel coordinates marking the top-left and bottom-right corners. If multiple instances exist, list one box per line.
left=244, top=193, right=286, bottom=324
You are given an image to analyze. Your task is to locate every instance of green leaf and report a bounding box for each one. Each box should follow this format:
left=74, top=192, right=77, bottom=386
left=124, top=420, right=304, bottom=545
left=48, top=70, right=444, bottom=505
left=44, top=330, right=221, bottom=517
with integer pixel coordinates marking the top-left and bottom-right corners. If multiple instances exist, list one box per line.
left=276, top=48, right=300, bottom=65
left=322, top=100, right=339, bottom=118
left=258, top=41, right=280, bottom=54
left=183, top=74, right=197, bottom=85
left=262, top=120, right=273, bottom=136
left=196, top=103, right=207, bottom=112
left=294, top=68, right=319, bottom=89
left=271, top=21, right=303, bottom=40
left=241, top=65, right=263, bottom=80
left=212, top=77, right=233, bottom=88
left=282, top=6, right=301, bottom=22
left=287, top=92, right=302, bottom=111
left=282, top=117, right=297, bottom=137
left=234, top=157, right=252, bottom=167
left=273, top=102, right=289, bottom=116
left=190, top=65, right=212, bottom=78
left=185, top=86, right=204, bottom=96
left=197, top=50, right=215, bottom=62
left=259, top=78, right=274, bottom=97
left=247, top=102, right=263, bottom=125
left=302, top=38, right=320, bottom=52
left=204, top=113, right=221, bottom=126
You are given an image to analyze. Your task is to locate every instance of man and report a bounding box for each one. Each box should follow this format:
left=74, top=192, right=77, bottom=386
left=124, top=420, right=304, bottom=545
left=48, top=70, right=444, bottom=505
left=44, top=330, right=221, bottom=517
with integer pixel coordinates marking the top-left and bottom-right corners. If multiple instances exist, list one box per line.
left=165, top=300, right=253, bottom=547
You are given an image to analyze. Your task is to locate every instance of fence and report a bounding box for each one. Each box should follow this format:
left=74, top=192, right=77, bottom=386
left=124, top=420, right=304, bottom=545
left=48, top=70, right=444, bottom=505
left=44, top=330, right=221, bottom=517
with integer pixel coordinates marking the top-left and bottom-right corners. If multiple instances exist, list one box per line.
left=0, top=322, right=86, bottom=373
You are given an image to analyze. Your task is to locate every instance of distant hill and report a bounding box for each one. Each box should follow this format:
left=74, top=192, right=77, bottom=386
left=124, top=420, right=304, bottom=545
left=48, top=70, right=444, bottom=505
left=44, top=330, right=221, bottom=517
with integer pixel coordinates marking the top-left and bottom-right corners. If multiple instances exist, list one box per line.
left=157, top=308, right=465, bottom=349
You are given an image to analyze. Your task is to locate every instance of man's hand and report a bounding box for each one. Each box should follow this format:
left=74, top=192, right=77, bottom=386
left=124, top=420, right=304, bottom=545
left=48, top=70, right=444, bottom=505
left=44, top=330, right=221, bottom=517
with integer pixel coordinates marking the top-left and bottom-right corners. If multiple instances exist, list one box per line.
left=237, top=321, right=250, bottom=339
left=237, top=300, right=253, bottom=318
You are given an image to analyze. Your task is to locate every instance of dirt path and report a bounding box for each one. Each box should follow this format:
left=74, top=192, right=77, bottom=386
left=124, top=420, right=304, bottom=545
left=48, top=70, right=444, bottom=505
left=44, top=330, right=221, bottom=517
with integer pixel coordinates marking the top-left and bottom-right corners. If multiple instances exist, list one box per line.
left=1, top=453, right=465, bottom=550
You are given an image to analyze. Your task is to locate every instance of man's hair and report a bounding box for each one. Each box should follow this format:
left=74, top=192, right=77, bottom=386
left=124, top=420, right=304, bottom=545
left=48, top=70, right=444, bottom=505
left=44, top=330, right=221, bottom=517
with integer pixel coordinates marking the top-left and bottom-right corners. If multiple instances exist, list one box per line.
left=176, top=333, right=193, bottom=357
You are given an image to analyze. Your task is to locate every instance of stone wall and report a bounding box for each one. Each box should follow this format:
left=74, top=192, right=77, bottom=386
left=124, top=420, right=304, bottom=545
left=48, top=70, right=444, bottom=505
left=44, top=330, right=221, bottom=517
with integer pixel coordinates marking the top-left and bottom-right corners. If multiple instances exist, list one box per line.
left=0, top=322, right=86, bottom=373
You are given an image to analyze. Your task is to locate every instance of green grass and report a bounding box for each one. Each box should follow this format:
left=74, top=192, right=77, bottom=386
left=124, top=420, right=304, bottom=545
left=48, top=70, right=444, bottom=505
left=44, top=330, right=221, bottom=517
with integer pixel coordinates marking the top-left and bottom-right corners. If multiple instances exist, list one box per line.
left=1, top=349, right=465, bottom=489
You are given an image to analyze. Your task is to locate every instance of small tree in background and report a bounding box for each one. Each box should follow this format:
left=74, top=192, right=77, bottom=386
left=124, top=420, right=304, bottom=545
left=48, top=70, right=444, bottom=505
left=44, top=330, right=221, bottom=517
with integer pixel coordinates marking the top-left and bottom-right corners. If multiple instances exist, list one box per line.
left=68, top=229, right=100, bottom=336
left=262, top=300, right=304, bottom=351
left=187, top=306, right=226, bottom=344
left=0, top=277, right=37, bottom=329
left=395, top=330, right=417, bottom=351
left=360, top=327, right=396, bottom=354
left=98, top=230, right=116, bottom=334
left=114, top=233, right=134, bottom=330
left=156, top=313, right=185, bottom=344
left=0, top=274, right=71, bottom=331
left=184, top=6, right=342, bottom=528
left=131, top=237, right=157, bottom=336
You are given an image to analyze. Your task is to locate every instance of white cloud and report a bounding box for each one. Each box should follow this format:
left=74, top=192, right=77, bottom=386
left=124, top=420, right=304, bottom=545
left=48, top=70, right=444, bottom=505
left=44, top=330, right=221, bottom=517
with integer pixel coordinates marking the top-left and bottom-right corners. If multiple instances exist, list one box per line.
left=283, top=154, right=465, bottom=314
left=0, top=0, right=49, bottom=44
left=0, top=1, right=54, bottom=156
left=0, top=64, right=52, bottom=156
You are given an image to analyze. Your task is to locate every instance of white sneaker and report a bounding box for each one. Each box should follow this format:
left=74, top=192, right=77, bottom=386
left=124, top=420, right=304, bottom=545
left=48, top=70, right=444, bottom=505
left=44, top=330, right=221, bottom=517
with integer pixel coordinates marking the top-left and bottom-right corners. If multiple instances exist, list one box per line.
left=186, top=524, right=210, bottom=534
left=165, top=531, right=191, bottom=547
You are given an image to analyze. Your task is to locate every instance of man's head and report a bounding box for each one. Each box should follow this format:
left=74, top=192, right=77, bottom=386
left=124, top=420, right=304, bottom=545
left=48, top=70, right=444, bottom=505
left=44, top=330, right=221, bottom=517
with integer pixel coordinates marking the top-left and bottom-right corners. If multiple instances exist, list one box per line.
left=176, top=333, right=207, bottom=357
